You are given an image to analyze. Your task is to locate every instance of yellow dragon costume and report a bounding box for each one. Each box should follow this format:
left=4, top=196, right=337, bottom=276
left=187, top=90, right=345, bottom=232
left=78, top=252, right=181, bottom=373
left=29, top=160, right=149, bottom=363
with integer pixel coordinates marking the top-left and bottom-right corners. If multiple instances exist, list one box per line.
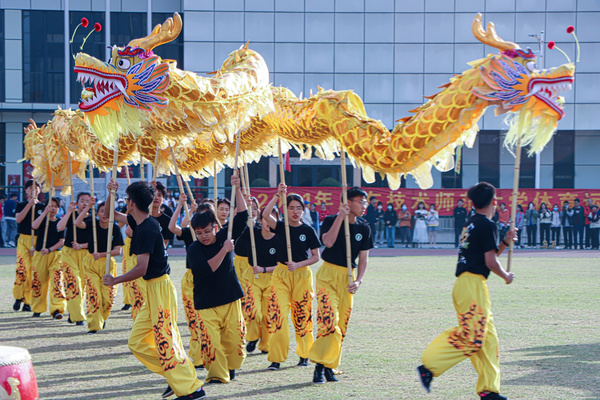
left=25, top=13, right=574, bottom=191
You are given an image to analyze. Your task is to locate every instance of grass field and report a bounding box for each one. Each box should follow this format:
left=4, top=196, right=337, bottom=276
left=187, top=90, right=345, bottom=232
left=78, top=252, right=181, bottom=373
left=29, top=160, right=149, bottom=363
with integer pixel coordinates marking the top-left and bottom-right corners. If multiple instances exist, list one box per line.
left=1, top=254, right=599, bottom=400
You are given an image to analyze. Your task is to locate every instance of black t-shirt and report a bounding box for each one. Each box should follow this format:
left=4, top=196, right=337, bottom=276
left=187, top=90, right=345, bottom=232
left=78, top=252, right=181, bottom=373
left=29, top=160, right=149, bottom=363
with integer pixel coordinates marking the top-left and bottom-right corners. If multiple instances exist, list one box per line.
left=188, top=210, right=248, bottom=310
left=83, top=216, right=125, bottom=255
left=177, top=227, right=195, bottom=269
left=63, top=212, right=89, bottom=248
left=454, top=206, right=467, bottom=227
left=155, top=213, right=175, bottom=241
left=455, top=213, right=498, bottom=279
left=128, top=215, right=171, bottom=279
left=237, top=226, right=279, bottom=267
left=271, top=220, right=321, bottom=264
left=16, top=202, right=45, bottom=235
left=320, top=215, right=373, bottom=268
left=35, top=218, right=64, bottom=251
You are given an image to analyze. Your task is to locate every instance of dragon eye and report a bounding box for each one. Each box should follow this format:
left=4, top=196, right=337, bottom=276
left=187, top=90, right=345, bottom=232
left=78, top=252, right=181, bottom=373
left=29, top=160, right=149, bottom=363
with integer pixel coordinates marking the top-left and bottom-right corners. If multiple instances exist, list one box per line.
left=526, top=61, right=536, bottom=72
left=117, top=58, right=131, bottom=70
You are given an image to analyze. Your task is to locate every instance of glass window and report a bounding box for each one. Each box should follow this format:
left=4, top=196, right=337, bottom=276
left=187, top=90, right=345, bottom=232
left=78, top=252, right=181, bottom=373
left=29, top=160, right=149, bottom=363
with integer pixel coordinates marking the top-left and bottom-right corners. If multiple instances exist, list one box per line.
left=361, top=173, right=406, bottom=188
left=0, top=123, right=5, bottom=190
left=23, top=11, right=65, bottom=103
left=478, top=130, right=500, bottom=188
left=519, top=152, right=536, bottom=189
left=0, top=10, right=4, bottom=102
left=153, top=13, right=184, bottom=68
left=441, top=150, right=463, bottom=189
left=553, top=130, right=574, bottom=188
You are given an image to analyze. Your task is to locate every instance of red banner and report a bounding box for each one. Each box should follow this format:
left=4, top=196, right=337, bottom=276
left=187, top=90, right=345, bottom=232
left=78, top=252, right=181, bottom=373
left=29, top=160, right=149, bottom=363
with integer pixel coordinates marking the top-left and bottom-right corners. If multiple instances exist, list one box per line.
left=249, top=187, right=600, bottom=216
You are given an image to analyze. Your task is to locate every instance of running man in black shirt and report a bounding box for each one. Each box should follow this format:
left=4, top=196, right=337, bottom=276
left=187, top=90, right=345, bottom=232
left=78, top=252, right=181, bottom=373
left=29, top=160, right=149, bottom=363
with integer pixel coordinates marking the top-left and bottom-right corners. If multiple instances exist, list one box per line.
left=57, top=192, right=91, bottom=325
left=417, top=182, right=515, bottom=400
left=104, top=181, right=205, bottom=400
left=263, top=183, right=321, bottom=371
left=75, top=200, right=124, bottom=333
left=309, top=187, right=373, bottom=384
left=187, top=174, right=247, bottom=384
left=12, top=179, right=43, bottom=312
left=30, top=197, right=66, bottom=319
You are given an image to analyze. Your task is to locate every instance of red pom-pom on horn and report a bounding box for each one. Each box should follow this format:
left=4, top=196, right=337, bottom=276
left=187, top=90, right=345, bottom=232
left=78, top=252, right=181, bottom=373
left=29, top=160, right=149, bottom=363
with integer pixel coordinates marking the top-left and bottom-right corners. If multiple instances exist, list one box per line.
left=94, top=22, right=102, bottom=32
left=81, top=17, right=89, bottom=28
left=566, top=26, right=575, bottom=34
left=547, top=41, right=555, bottom=50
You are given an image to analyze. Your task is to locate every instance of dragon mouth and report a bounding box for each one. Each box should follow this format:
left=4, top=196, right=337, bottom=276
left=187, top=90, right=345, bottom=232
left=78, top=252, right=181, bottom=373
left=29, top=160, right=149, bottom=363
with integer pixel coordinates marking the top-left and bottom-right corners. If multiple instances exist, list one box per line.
left=528, top=77, right=574, bottom=118
left=74, top=66, right=128, bottom=112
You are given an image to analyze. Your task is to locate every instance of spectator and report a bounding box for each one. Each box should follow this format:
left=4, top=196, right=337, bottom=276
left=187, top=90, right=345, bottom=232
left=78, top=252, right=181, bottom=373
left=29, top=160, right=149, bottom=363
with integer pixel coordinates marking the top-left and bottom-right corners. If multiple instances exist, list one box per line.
left=4, top=193, right=18, bottom=247
left=550, top=204, right=562, bottom=247
left=525, top=202, right=539, bottom=248
left=374, top=201, right=385, bottom=248
left=365, top=196, right=377, bottom=237
left=571, top=198, right=585, bottom=250
left=0, top=195, right=5, bottom=247
left=561, top=201, right=574, bottom=249
left=584, top=198, right=594, bottom=249
left=309, top=203, right=319, bottom=235
left=413, top=202, right=428, bottom=248
left=515, top=205, right=525, bottom=248
left=588, top=205, right=600, bottom=250
left=383, top=203, right=398, bottom=248
left=398, top=204, right=411, bottom=248
left=539, top=202, right=552, bottom=246
left=319, top=202, right=330, bottom=227
left=301, top=200, right=313, bottom=227
left=497, top=202, right=510, bottom=240
left=453, top=199, right=467, bottom=248
left=427, top=204, right=439, bottom=248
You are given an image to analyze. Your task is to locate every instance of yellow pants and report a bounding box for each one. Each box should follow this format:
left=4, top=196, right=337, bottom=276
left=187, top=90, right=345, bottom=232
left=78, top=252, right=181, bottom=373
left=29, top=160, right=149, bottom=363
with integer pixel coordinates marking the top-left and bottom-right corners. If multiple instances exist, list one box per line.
left=14, top=234, right=36, bottom=304
left=422, top=272, right=501, bottom=395
left=85, top=254, right=117, bottom=331
left=234, top=256, right=251, bottom=322
left=268, top=263, right=314, bottom=363
left=122, top=237, right=132, bottom=305
left=122, top=239, right=146, bottom=319
left=197, top=300, right=246, bottom=383
left=128, top=274, right=203, bottom=397
left=309, top=262, right=355, bottom=369
left=31, top=251, right=66, bottom=315
left=61, top=246, right=88, bottom=322
left=245, top=270, right=273, bottom=352
left=181, top=269, right=203, bottom=367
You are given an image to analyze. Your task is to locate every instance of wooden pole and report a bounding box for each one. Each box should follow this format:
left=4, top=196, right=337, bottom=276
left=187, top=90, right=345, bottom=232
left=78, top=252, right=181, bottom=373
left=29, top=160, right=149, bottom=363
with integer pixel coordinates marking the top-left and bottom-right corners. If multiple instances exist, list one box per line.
left=67, top=152, right=77, bottom=243
left=183, top=179, right=194, bottom=202
left=213, top=161, right=218, bottom=205
left=340, top=150, right=354, bottom=285
left=507, top=137, right=522, bottom=272
left=89, top=163, right=98, bottom=254
left=244, top=163, right=259, bottom=279
left=42, top=174, right=55, bottom=251
left=139, top=145, right=145, bottom=182
left=227, top=132, right=241, bottom=241
left=105, top=143, right=119, bottom=275
left=169, top=146, right=196, bottom=241
left=30, top=178, right=36, bottom=252
left=150, top=145, right=160, bottom=215
left=278, top=140, right=293, bottom=263
left=124, top=164, right=131, bottom=186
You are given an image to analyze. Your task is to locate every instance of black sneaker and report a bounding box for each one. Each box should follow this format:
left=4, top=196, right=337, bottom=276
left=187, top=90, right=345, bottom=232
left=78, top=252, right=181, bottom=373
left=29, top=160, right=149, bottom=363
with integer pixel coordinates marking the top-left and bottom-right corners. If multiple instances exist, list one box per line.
left=162, top=385, right=174, bottom=398
left=67, top=316, right=74, bottom=323
left=194, top=365, right=205, bottom=370
left=246, top=340, right=258, bottom=353
left=206, top=379, right=222, bottom=384
left=417, top=365, right=433, bottom=393
left=267, top=362, right=280, bottom=370
left=324, top=367, right=338, bottom=382
left=313, top=363, right=325, bottom=384
left=22, top=304, right=32, bottom=312
left=121, top=304, right=132, bottom=311
left=297, top=357, right=309, bottom=367
left=175, top=388, right=206, bottom=400
left=229, top=369, right=235, bottom=380
left=261, top=351, right=268, bottom=354
left=87, top=330, right=97, bottom=334
left=12, top=299, right=22, bottom=311
left=52, top=311, right=64, bottom=320
left=479, top=392, right=508, bottom=400
left=76, top=321, right=85, bottom=326
left=32, top=312, right=41, bottom=318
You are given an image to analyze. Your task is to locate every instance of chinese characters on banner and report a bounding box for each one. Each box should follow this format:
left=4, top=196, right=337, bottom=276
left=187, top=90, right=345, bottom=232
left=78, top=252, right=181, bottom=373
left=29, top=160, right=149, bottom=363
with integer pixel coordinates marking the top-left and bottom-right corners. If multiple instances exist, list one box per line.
left=251, top=187, right=600, bottom=217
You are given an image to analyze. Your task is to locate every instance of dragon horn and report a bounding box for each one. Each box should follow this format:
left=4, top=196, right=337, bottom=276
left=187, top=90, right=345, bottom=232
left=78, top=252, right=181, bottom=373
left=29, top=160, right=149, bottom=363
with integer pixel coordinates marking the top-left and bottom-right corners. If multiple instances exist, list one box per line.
left=472, top=13, right=519, bottom=51
left=128, top=12, right=182, bottom=51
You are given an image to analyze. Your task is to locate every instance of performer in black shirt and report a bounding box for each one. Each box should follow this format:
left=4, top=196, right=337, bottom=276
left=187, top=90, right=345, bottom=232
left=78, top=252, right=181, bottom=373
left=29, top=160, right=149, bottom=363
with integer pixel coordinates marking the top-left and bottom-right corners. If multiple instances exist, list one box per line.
left=30, top=197, right=66, bottom=319
left=12, top=179, right=43, bottom=312
left=238, top=206, right=280, bottom=354
left=75, top=200, right=123, bottom=333
left=418, top=182, right=515, bottom=400
left=151, top=181, right=175, bottom=248
left=309, top=187, right=373, bottom=384
left=263, top=183, right=321, bottom=371
left=187, top=174, right=247, bottom=384
left=104, top=180, right=205, bottom=400
left=57, top=192, right=91, bottom=325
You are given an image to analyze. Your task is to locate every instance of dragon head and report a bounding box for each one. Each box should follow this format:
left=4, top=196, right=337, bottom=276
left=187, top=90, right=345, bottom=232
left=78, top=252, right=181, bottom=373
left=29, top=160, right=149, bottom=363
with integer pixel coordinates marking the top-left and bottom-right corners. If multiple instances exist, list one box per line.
left=471, top=14, right=575, bottom=121
left=73, top=13, right=181, bottom=145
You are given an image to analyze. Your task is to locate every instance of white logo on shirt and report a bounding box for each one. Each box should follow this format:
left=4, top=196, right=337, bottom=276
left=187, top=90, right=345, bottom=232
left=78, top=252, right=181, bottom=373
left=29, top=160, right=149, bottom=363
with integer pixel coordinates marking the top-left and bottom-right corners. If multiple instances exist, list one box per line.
left=355, top=233, right=362, bottom=241
left=269, top=248, right=276, bottom=255
left=299, top=234, right=306, bottom=242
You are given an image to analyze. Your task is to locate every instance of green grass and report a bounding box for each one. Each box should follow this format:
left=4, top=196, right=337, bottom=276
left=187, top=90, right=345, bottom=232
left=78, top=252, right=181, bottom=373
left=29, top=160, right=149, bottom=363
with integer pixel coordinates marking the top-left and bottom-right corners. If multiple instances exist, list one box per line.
left=1, top=254, right=599, bottom=399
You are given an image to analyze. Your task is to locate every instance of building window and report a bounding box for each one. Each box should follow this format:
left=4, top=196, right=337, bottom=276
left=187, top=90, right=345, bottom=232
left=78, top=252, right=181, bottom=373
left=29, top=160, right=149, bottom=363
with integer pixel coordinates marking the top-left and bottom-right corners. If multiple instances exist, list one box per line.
left=361, top=174, right=406, bottom=188
left=23, top=11, right=65, bottom=103
left=519, top=152, right=536, bottom=189
left=441, top=150, right=463, bottom=189
left=0, top=123, right=5, bottom=191
left=0, top=9, right=5, bottom=102
left=478, top=130, right=500, bottom=188
left=153, top=13, right=184, bottom=68
left=553, top=130, right=574, bottom=188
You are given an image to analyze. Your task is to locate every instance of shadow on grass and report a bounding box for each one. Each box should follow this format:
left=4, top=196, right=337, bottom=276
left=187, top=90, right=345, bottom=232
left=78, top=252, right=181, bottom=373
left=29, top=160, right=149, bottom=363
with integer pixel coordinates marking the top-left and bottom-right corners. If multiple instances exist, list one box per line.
left=41, top=384, right=162, bottom=400
left=505, top=343, right=600, bottom=396
left=36, top=364, right=150, bottom=385
left=217, top=382, right=314, bottom=399
left=33, top=350, right=133, bottom=367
